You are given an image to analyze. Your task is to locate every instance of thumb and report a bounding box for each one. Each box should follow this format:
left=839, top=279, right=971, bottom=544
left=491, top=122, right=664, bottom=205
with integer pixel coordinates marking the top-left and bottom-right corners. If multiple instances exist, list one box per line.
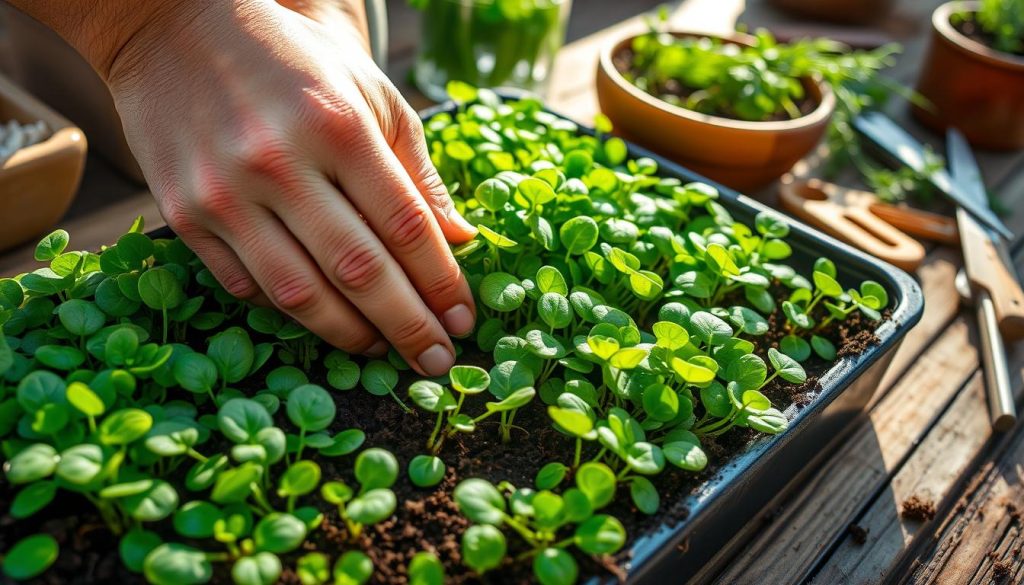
left=390, top=109, right=478, bottom=244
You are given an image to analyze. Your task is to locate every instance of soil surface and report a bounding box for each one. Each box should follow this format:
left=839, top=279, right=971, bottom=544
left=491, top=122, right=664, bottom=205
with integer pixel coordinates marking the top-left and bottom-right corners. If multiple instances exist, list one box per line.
left=988, top=551, right=1014, bottom=583
left=900, top=495, right=937, bottom=522
left=1, top=306, right=887, bottom=585
left=613, top=48, right=819, bottom=122
left=952, top=17, right=1024, bottom=57
left=846, top=523, right=869, bottom=546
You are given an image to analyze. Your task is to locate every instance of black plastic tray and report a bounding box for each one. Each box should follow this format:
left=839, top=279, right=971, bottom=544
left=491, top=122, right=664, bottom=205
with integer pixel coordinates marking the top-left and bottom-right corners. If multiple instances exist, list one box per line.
left=419, top=99, right=925, bottom=584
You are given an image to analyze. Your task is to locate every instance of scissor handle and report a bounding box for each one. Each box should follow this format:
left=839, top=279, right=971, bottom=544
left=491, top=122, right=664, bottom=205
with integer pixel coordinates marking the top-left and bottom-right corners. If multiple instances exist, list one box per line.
left=779, top=178, right=926, bottom=272
left=869, top=204, right=960, bottom=244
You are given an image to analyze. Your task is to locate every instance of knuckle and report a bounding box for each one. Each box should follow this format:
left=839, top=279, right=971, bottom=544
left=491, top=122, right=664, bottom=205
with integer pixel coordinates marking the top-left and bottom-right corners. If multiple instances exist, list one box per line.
left=267, top=273, right=321, bottom=313
left=193, top=189, right=236, bottom=221
left=337, top=331, right=379, bottom=355
left=219, top=269, right=260, bottom=300
left=401, top=104, right=426, bottom=141
left=421, top=172, right=453, bottom=214
left=389, top=311, right=435, bottom=345
left=384, top=203, right=432, bottom=250
left=233, top=127, right=297, bottom=183
left=159, top=198, right=199, bottom=239
left=302, top=86, right=370, bottom=143
left=420, top=270, right=464, bottom=303
left=332, top=245, right=386, bottom=294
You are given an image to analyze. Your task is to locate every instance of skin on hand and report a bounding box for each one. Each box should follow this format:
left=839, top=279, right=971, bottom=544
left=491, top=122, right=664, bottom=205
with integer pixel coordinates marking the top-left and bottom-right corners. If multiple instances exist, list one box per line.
left=14, top=0, right=479, bottom=377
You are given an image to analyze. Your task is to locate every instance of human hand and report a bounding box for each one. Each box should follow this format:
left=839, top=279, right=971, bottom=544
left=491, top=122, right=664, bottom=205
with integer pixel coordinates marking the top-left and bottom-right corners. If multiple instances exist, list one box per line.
left=104, top=0, right=477, bottom=376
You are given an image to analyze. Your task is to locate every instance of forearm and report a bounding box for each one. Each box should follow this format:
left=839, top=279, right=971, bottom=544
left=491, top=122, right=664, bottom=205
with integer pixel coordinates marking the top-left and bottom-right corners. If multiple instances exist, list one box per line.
left=4, top=0, right=205, bottom=82
left=4, top=0, right=371, bottom=82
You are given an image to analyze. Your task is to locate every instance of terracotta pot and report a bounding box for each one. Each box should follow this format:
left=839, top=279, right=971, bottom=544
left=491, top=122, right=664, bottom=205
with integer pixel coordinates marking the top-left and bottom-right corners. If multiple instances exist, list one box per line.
left=913, top=1, right=1024, bottom=150
left=596, top=31, right=835, bottom=191
left=767, top=0, right=897, bottom=25
left=0, top=74, right=87, bottom=252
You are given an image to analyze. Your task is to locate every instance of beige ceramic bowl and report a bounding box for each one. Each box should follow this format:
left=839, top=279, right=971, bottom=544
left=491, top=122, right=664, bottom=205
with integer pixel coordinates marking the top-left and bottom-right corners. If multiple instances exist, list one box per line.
left=0, top=73, right=87, bottom=252
left=596, top=31, right=835, bottom=191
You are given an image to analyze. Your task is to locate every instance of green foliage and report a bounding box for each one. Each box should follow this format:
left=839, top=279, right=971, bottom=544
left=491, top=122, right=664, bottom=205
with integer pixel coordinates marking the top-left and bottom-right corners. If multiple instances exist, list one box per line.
left=958, top=0, right=1024, bottom=54
left=2, top=534, right=59, bottom=580
left=0, top=88, right=890, bottom=585
left=625, top=14, right=917, bottom=191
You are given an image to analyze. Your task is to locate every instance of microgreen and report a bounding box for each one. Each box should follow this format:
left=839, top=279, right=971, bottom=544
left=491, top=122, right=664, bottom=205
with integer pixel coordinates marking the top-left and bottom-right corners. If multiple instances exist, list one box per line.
left=954, top=0, right=1024, bottom=55
left=454, top=476, right=625, bottom=583
left=319, top=448, right=400, bottom=541
left=0, top=87, right=890, bottom=585
left=2, top=534, right=59, bottom=580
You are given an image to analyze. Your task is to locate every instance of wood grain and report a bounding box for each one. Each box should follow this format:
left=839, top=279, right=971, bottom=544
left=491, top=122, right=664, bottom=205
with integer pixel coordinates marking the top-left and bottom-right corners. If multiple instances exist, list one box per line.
left=905, top=423, right=1024, bottom=585
left=3, top=2, right=1024, bottom=584
left=708, top=316, right=978, bottom=584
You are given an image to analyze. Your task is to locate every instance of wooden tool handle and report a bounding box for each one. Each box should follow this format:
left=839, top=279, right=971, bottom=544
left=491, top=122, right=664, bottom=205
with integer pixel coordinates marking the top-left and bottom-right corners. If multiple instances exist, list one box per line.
left=960, top=210, right=1024, bottom=341
left=870, top=204, right=960, bottom=244
left=780, top=180, right=926, bottom=272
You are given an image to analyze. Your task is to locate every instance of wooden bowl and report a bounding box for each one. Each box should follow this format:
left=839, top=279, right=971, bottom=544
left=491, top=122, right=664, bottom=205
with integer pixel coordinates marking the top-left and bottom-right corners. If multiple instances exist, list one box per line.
left=596, top=31, right=835, bottom=191
left=0, top=73, right=87, bottom=252
left=912, top=1, right=1024, bottom=150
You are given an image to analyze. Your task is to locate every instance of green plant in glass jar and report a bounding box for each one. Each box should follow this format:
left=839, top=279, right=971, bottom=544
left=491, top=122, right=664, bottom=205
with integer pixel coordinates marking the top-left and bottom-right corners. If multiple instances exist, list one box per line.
left=411, top=0, right=571, bottom=101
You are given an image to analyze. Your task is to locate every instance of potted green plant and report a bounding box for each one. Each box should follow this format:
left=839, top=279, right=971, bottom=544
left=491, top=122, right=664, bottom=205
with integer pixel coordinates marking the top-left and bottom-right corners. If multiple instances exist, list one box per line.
left=0, top=89, right=922, bottom=585
left=913, top=0, right=1024, bottom=149
left=595, top=17, right=902, bottom=191
left=410, top=0, right=572, bottom=101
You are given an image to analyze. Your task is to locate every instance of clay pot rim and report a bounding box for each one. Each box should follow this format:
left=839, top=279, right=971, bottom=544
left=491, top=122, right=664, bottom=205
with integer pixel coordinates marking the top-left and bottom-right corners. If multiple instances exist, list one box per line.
left=598, top=29, right=836, bottom=133
left=934, top=1, right=1024, bottom=71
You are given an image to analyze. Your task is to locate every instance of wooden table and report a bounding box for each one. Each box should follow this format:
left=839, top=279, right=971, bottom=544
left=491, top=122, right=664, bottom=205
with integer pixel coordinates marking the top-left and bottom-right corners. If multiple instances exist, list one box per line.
left=2, top=0, right=1023, bottom=583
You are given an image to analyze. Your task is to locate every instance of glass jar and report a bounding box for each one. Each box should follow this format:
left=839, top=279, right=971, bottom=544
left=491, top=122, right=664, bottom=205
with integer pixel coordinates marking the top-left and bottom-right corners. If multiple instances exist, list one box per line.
left=412, top=0, right=572, bottom=102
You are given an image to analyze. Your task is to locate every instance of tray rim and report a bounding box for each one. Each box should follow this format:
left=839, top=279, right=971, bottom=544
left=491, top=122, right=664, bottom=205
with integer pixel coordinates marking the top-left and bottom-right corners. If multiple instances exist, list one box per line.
left=418, top=95, right=925, bottom=581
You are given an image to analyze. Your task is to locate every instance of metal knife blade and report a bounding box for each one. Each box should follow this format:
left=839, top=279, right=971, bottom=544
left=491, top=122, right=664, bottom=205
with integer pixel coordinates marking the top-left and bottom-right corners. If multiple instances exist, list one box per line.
left=853, top=112, right=1013, bottom=240
left=946, top=128, right=989, bottom=211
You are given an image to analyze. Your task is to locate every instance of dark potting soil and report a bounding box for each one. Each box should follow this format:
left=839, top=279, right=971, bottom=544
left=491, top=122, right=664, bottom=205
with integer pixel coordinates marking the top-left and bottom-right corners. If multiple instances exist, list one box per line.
left=612, top=48, right=819, bottom=123
left=900, top=495, right=937, bottom=522
left=953, top=17, right=1024, bottom=57
left=988, top=551, right=1014, bottom=583
left=0, top=307, right=886, bottom=585
left=846, top=523, right=868, bottom=546
left=992, top=559, right=1012, bottom=583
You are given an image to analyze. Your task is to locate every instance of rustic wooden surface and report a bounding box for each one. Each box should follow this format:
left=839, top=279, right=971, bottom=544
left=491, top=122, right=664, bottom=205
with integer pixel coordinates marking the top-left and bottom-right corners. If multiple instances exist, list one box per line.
left=2, top=0, right=1023, bottom=583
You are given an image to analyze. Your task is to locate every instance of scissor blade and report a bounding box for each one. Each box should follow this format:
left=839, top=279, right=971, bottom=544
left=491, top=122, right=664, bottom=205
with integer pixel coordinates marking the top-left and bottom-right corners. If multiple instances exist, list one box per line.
left=854, top=112, right=1012, bottom=240
left=946, top=128, right=988, bottom=209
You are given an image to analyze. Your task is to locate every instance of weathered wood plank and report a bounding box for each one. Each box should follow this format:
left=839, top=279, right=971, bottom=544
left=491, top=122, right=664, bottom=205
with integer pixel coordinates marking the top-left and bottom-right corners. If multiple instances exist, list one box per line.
left=807, top=367, right=1011, bottom=584
left=707, top=315, right=979, bottom=585
left=688, top=244, right=961, bottom=585
left=790, top=166, right=1024, bottom=583
left=905, top=423, right=1024, bottom=585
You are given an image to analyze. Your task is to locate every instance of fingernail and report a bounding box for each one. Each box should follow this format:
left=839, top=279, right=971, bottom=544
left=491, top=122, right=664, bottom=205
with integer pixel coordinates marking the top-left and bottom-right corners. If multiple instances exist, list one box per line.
left=443, top=304, right=476, bottom=337
left=367, top=341, right=388, bottom=357
left=417, top=344, right=454, bottom=377
left=448, top=208, right=477, bottom=236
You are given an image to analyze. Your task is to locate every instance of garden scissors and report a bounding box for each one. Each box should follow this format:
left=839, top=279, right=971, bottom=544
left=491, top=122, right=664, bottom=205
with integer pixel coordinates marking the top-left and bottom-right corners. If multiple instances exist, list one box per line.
left=778, top=176, right=958, bottom=272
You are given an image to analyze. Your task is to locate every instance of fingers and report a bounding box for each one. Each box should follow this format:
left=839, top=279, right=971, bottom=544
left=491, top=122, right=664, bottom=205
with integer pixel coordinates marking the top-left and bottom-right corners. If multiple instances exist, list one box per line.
left=272, top=176, right=458, bottom=377
left=389, top=104, right=477, bottom=244
left=213, top=204, right=386, bottom=356
left=320, top=111, right=477, bottom=341
left=181, top=230, right=262, bottom=301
